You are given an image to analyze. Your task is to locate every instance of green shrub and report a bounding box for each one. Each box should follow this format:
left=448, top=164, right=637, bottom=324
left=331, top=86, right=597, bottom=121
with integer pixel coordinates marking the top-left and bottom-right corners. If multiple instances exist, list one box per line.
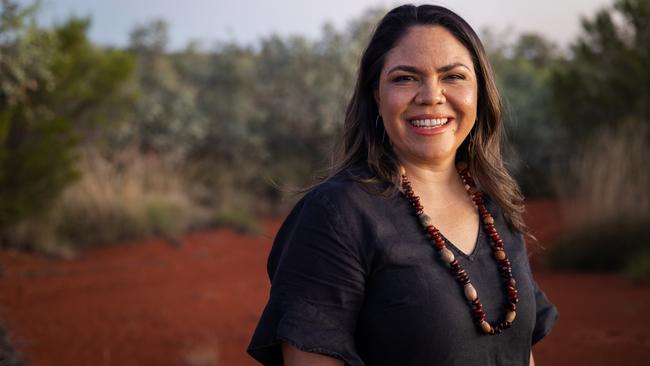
left=549, top=123, right=650, bottom=280
left=625, top=252, right=650, bottom=283
left=0, top=320, right=29, bottom=366
left=548, top=218, right=649, bottom=275
left=0, top=3, right=135, bottom=243
left=210, top=210, right=260, bottom=235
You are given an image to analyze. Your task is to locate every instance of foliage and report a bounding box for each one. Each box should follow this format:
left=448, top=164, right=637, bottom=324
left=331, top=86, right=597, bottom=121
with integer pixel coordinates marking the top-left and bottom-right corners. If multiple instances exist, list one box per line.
left=0, top=319, right=29, bottom=366
left=550, top=0, right=650, bottom=141
left=210, top=210, right=261, bottom=235
left=486, top=31, right=564, bottom=195
left=0, top=0, right=135, bottom=236
left=548, top=124, right=650, bottom=279
left=2, top=0, right=649, bottom=258
left=53, top=150, right=197, bottom=246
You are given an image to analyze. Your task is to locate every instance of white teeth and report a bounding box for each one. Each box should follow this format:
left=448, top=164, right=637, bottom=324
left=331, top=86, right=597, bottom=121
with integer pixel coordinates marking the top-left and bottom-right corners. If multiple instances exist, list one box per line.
left=409, top=118, right=448, bottom=127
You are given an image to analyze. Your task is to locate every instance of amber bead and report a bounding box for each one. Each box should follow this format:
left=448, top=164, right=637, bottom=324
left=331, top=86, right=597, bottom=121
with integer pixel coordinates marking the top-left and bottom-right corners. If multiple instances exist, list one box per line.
left=508, top=293, right=519, bottom=303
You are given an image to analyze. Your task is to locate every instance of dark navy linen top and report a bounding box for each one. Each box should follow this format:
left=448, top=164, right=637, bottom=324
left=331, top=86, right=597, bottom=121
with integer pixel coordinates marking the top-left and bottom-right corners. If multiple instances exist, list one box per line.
left=248, top=165, right=558, bottom=366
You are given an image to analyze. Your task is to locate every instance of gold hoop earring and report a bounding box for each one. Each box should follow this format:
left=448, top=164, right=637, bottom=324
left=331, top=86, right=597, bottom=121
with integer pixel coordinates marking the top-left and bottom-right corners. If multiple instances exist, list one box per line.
left=468, top=125, right=477, bottom=157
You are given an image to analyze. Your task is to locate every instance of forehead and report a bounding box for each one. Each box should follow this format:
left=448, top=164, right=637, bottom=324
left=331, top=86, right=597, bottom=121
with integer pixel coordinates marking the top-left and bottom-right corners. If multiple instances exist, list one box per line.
left=383, top=25, right=475, bottom=72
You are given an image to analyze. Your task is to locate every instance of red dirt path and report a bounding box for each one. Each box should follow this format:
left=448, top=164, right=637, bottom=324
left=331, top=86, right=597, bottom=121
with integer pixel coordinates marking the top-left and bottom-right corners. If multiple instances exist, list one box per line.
left=1, top=201, right=649, bottom=366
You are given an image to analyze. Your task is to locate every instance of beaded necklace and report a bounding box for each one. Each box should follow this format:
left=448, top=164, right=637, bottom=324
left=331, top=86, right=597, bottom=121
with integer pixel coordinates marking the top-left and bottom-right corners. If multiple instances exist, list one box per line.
left=399, top=161, right=518, bottom=335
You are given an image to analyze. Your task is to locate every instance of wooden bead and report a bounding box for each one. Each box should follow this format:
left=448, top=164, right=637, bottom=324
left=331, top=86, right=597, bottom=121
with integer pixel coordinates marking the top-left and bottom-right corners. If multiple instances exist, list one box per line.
left=440, top=247, right=455, bottom=264
left=494, top=250, right=506, bottom=261
left=464, top=283, right=478, bottom=301
left=401, top=169, right=518, bottom=336
left=479, top=321, right=492, bottom=334
left=419, top=213, right=432, bottom=227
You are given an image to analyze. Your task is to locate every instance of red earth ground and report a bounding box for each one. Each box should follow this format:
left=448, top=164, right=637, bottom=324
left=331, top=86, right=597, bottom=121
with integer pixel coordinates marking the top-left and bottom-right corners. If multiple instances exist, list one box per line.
left=0, top=200, right=648, bottom=366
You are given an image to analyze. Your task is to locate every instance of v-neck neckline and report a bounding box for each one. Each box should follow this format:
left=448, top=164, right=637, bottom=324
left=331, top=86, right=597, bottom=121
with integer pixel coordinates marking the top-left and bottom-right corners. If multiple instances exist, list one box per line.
left=442, top=213, right=483, bottom=261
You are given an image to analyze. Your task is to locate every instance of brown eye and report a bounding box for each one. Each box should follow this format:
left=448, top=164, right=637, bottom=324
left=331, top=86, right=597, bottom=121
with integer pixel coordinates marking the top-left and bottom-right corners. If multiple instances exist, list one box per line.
left=445, top=73, right=465, bottom=80
left=393, top=75, right=417, bottom=83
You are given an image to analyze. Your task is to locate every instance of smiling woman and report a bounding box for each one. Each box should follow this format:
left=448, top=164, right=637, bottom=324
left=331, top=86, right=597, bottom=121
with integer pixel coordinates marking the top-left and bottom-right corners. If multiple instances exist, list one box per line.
left=248, top=4, right=557, bottom=366
left=375, top=25, right=478, bottom=175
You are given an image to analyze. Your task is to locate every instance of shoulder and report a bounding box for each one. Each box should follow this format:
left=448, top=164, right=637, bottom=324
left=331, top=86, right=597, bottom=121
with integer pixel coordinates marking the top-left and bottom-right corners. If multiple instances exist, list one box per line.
left=268, top=165, right=382, bottom=278
left=302, top=163, right=387, bottom=217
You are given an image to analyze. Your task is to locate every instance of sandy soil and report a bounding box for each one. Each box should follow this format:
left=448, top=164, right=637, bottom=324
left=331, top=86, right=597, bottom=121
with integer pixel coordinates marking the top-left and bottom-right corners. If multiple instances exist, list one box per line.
left=0, top=200, right=648, bottom=366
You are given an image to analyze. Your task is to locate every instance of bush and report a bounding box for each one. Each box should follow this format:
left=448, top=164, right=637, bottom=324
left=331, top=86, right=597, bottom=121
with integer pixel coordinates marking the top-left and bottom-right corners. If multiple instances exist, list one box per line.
left=625, top=252, right=650, bottom=283
left=548, top=218, right=649, bottom=272
left=0, top=4, right=136, bottom=242
left=548, top=123, right=650, bottom=280
left=53, top=150, right=196, bottom=247
left=0, top=320, right=29, bottom=366
left=210, top=210, right=261, bottom=235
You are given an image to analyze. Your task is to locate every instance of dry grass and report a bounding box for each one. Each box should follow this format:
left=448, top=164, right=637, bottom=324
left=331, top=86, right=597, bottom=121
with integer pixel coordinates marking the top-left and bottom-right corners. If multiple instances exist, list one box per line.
left=6, top=148, right=213, bottom=255
left=557, top=123, right=649, bottom=227
left=549, top=123, right=650, bottom=279
left=54, top=148, right=205, bottom=246
left=3, top=146, right=266, bottom=255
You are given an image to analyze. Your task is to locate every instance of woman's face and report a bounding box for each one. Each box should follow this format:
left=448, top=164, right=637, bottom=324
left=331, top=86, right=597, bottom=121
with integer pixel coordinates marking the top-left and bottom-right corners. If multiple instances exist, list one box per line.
left=375, top=25, right=478, bottom=167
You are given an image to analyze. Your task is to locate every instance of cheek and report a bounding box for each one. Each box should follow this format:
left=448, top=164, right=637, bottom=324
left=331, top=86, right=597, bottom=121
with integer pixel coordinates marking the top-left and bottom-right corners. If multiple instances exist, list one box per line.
left=448, top=86, right=478, bottom=112
left=378, top=87, right=413, bottom=117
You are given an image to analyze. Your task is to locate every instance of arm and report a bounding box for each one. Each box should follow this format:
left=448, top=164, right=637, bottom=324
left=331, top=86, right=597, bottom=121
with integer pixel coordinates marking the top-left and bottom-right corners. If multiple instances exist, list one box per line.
left=282, top=343, right=345, bottom=366
left=530, top=351, right=535, bottom=366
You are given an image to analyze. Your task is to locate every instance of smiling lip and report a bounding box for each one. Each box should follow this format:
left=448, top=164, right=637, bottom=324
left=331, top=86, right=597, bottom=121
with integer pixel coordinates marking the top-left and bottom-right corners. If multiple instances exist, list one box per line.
left=406, top=114, right=453, bottom=135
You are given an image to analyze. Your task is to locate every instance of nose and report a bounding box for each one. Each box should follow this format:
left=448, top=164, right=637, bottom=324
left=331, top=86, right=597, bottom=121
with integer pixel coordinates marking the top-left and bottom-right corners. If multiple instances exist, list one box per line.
left=415, top=79, right=446, bottom=105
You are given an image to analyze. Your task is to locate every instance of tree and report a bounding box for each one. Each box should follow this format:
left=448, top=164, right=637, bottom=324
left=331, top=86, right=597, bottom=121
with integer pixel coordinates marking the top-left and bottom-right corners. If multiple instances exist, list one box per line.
left=486, top=30, right=563, bottom=195
left=0, top=0, right=135, bottom=233
left=551, top=0, right=650, bottom=140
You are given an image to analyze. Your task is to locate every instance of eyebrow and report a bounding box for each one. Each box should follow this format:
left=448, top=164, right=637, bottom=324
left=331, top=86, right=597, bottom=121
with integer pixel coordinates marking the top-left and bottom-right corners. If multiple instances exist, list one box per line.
left=386, top=62, right=472, bottom=75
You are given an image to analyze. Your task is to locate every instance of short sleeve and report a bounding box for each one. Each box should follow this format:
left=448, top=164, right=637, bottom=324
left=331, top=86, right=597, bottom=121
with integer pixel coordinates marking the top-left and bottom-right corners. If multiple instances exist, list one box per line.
left=521, top=237, right=558, bottom=345
left=531, top=277, right=558, bottom=345
left=247, top=191, right=366, bottom=366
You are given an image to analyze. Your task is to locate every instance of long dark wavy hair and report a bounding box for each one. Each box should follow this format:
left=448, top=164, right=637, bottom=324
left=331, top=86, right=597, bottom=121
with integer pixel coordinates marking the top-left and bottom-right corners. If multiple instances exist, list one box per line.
left=324, top=4, right=527, bottom=233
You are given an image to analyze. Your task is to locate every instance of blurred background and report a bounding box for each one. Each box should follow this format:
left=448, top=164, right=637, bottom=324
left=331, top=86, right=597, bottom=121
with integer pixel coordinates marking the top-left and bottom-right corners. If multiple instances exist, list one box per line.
left=0, top=0, right=648, bottom=365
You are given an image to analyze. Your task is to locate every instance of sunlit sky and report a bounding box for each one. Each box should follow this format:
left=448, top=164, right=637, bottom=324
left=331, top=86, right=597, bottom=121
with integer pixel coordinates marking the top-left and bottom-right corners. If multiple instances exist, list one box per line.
left=27, top=0, right=613, bottom=50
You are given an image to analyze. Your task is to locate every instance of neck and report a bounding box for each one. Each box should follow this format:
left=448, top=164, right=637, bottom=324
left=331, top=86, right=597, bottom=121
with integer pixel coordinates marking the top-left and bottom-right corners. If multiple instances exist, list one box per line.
left=399, top=156, right=457, bottom=187
left=398, top=155, right=467, bottom=209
